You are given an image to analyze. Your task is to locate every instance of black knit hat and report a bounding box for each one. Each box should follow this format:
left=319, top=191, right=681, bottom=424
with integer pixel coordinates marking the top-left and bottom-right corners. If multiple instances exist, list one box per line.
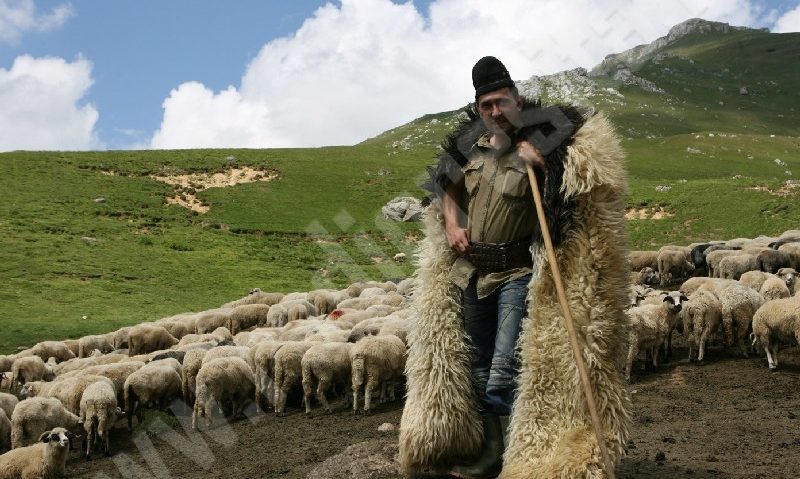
left=472, top=56, right=515, bottom=99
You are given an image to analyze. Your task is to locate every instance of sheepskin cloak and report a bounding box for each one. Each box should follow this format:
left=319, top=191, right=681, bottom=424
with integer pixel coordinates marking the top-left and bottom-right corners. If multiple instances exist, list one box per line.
left=399, top=110, right=632, bottom=478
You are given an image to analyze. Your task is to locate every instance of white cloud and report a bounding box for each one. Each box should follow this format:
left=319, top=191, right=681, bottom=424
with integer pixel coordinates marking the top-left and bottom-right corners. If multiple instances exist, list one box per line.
left=0, top=0, right=74, bottom=44
left=150, top=0, right=770, bottom=149
left=0, top=55, right=99, bottom=151
left=772, top=4, right=800, bottom=32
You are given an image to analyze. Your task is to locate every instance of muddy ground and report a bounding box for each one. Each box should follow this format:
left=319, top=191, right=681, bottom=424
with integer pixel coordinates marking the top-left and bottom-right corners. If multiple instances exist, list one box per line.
left=66, top=340, right=800, bottom=479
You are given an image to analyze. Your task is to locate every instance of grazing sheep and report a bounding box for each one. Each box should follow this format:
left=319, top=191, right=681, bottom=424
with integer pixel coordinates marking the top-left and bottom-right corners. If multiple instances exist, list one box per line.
left=30, top=342, right=74, bottom=365
left=277, top=320, right=327, bottom=342
left=233, top=328, right=279, bottom=348
left=20, top=375, right=114, bottom=416
left=112, top=327, right=132, bottom=349
left=680, top=277, right=734, bottom=294
left=0, top=409, right=10, bottom=454
left=61, top=361, right=145, bottom=406
left=738, top=270, right=774, bottom=292
left=756, top=249, right=792, bottom=274
left=657, top=249, right=694, bottom=286
left=201, top=346, right=254, bottom=371
left=706, top=249, right=742, bottom=278
left=280, top=292, right=309, bottom=303
left=350, top=335, right=407, bottom=414
left=62, top=340, right=80, bottom=358
left=718, top=254, right=758, bottom=280
left=717, top=283, right=764, bottom=356
left=123, top=362, right=182, bottom=431
left=757, top=275, right=789, bottom=301
left=630, top=267, right=659, bottom=286
left=52, top=354, right=127, bottom=377
left=251, top=341, right=285, bottom=411
left=313, top=290, right=349, bottom=316
left=630, top=250, right=659, bottom=271
left=10, top=357, right=54, bottom=393
left=223, top=290, right=284, bottom=308
left=78, top=336, right=114, bottom=358
left=683, top=290, right=723, bottom=363
left=180, top=348, right=208, bottom=405
left=192, top=357, right=255, bottom=430
left=777, top=243, right=800, bottom=270
left=273, top=342, right=317, bottom=415
left=346, top=283, right=365, bottom=298
left=347, top=316, right=391, bottom=343
left=0, top=356, right=15, bottom=374
left=11, top=398, right=80, bottom=449
left=265, top=303, right=290, bottom=328
left=301, top=342, right=353, bottom=414
left=194, top=310, right=233, bottom=335
left=147, top=349, right=186, bottom=364
left=226, top=304, right=271, bottom=335
left=127, top=324, right=179, bottom=356
left=378, top=317, right=412, bottom=345
left=287, top=303, right=311, bottom=322
left=0, top=427, right=73, bottom=479
left=624, top=291, right=686, bottom=379
left=338, top=293, right=405, bottom=311
left=751, top=295, right=800, bottom=370
left=79, top=380, right=118, bottom=459
left=0, top=394, right=18, bottom=423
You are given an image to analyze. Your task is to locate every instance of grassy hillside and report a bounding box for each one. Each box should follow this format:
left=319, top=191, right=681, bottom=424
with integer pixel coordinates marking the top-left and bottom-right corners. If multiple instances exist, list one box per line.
left=1, top=21, right=799, bottom=353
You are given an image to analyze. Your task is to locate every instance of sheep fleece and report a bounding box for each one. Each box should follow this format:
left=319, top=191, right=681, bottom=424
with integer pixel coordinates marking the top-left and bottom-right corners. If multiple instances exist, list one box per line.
left=399, top=111, right=632, bottom=477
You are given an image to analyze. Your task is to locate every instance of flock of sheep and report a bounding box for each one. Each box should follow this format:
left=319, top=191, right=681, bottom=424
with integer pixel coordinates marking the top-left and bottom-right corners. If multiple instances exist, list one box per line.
left=1, top=228, right=799, bottom=478
left=626, top=229, right=800, bottom=380
left=0, top=279, right=417, bottom=478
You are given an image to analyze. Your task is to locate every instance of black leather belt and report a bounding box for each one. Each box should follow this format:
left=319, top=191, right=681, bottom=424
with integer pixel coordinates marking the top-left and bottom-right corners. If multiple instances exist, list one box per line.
left=465, top=237, right=533, bottom=274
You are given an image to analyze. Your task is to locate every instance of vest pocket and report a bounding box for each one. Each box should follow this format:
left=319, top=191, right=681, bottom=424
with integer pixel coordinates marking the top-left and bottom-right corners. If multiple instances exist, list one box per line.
left=464, top=159, right=483, bottom=197
left=501, top=167, right=528, bottom=198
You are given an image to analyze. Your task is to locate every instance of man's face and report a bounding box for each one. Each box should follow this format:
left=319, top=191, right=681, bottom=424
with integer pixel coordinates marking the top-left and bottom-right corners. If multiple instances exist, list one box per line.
left=477, top=87, right=523, bottom=135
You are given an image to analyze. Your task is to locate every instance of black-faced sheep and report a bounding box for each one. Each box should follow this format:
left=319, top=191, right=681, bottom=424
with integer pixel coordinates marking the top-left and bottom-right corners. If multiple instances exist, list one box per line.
left=0, top=427, right=73, bottom=479
left=624, top=291, right=686, bottom=380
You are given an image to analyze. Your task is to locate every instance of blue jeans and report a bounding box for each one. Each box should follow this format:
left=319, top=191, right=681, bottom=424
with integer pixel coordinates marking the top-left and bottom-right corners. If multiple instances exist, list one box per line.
left=463, top=274, right=531, bottom=415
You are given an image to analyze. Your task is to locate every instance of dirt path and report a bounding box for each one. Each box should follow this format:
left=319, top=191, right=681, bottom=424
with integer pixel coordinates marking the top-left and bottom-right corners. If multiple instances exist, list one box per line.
left=67, top=342, right=800, bottom=479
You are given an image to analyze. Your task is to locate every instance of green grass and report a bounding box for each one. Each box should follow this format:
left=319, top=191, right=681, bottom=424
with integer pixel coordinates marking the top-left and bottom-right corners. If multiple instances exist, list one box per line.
left=1, top=24, right=799, bottom=354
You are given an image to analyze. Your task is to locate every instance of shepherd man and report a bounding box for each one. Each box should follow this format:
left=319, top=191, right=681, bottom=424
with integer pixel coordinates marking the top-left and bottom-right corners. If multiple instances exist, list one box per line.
left=398, top=56, right=632, bottom=478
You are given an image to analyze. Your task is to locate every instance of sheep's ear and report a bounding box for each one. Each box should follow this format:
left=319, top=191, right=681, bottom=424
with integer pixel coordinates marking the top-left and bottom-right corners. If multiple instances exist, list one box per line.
left=39, top=430, right=53, bottom=443
left=662, top=296, right=672, bottom=302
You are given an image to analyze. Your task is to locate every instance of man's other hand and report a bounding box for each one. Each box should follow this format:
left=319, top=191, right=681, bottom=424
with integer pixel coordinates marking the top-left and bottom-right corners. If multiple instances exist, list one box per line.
left=445, top=223, right=470, bottom=254
left=516, top=140, right=546, bottom=170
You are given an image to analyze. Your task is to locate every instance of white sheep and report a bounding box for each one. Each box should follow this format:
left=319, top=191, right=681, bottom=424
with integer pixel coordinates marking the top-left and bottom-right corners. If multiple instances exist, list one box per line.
left=10, top=357, right=54, bottom=393
left=738, top=270, right=774, bottom=292
left=0, top=409, right=10, bottom=454
left=0, top=356, right=15, bottom=374
left=223, top=290, right=284, bottom=308
left=123, top=361, right=182, bottom=431
left=301, top=342, right=353, bottom=414
left=226, top=304, right=271, bottom=335
left=62, top=340, right=80, bottom=359
left=77, top=335, right=114, bottom=358
left=251, top=341, right=285, bottom=411
left=10, top=398, right=80, bottom=449
left=277, top=320, right=327, bottom=342
left=624, top=291, right=686, bottom=380
left=194, top=310, right=233, bottom=335
left=192, top=357, right=255, bottom=430
left=682, top=290, right=722, bottom=363
left=79, top=380, right=119, bottom=459
left=201, top=345, right=254, bottom=371
left=30, top=342, right=74, bottom=364
left=706, top=249, right=742, bottom=278
left=760, top=276, right=791, bottom=301
left=350, top=335, right=407, bottom=414
left=718, top=254, right=758, bottom=280
left=112, top=327, right=132, bottom=349
left=52, top=353, right=127, bottom=377
left=347, top=316, right=391, bottom=343
left=630, top=250, right=659, bottom=271
left=0, top=393, right=18, bottom=421
left=0, top=427, right=73, bottom=479
left=630, top=267, right=659, bottom=286
left=266, top=303, right=290, bottom=328
left=751, top=295, right=800, bottom=370
left=127, top=324, right=178, bottom=356
left=657, top=249, right=694, bottom=286
left=716, top=283, right=764, bottom=356
left=273, top=342, right=317, bottom=415
left=60, top=361, right=145, bottom=406
left=181, top=348, right=207, bottom=405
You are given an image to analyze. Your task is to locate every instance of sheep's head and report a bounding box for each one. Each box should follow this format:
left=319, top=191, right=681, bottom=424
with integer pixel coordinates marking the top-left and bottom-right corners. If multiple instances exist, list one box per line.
left=19, top=382, right=34, bottom=398
left=39, top=428, right=71, bottom=449
left=662, top=291, right=688, bottom=312
left=639, top=267, right=659, bottom=285
left=249, top=288, right=262, bottom=295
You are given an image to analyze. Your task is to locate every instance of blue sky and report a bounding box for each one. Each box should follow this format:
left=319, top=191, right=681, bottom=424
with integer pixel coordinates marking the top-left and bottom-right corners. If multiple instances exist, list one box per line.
left=0, top=0, right=798, bottom=151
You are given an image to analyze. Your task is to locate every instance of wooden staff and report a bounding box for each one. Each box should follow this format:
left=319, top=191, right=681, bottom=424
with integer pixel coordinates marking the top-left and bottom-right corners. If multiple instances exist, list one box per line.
left=525, top=164, right=616, bottom=479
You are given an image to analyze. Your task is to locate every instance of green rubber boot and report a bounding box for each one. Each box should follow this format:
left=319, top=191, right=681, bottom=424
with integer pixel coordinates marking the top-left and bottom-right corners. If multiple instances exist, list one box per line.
left=450, top=414, right=508, bottom=479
